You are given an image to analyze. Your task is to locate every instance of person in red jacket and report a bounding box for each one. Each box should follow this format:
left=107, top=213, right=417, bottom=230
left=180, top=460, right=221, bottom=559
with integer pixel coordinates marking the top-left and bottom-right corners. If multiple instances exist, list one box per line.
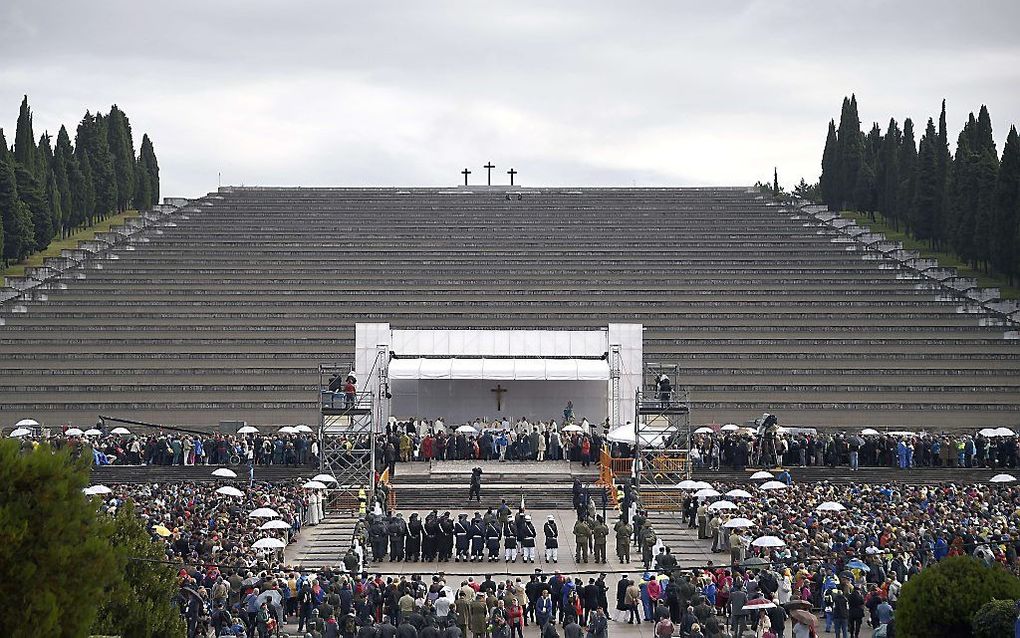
left=507, top=599, right=525, bottom=638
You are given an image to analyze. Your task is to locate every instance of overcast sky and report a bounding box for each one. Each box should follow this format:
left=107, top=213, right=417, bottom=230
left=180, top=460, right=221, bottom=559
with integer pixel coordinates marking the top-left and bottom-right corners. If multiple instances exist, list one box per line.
left=2, top=1, right=1019, bottom=198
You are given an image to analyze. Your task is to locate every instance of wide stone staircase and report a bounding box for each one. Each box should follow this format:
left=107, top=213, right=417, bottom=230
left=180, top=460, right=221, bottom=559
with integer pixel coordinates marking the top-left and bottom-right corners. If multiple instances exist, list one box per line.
left=387, top=460, right=602, bottom=510
left=2, top=187, right=1018, bottom=430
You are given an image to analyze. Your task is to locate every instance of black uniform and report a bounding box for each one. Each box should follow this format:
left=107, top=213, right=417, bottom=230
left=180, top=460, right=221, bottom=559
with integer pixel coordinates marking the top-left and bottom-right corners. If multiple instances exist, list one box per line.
left=406, top=514, right=424, bottom=561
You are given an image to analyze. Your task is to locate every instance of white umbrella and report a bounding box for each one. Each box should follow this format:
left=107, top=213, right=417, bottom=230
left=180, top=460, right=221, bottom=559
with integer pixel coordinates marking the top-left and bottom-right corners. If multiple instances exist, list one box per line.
left=676, top=480, right=700, bottom=489
left=993, top=427, right=1016, bottom=437
left=816, top=501, right=846, bottom=512
left=278, top=426, right=297, bottom=434
left=989, top=473, right=1017, bottom=483
left=725, top=489, right=753, bottom=499
left=456, top=425, right=478, bottom=434
left=759, top=481, right=788, bottom=490
left=750, top=471, right=774, bottom=480
left=861, top=428, right=880, bottom=436
left=260, top=519, right=292, bottom=530
left=84, top=428, right=103, bottom=436
left=215, top=486, right=244, bottom=498
left=83, top=485, right=113, bottom=496
left=9, top=428, right=31, bottom=437
left=249, top=507, right=281, bottom=518
left=695, top=488, right=721, bottom=498
left=562, top=424, right=584, bottom=433
left=723, top=517, right=755, bottom=529
left=15, top=418, right=40, bottom=427
left=606, top=426, right=667, bottom=447
left=302, top=480, right=327, bottom=490
left=708, top=500, right=737, bottom=511
left=742, top=599, right=777, bottom=610
left=110, top=427, right=131, bottom=435
left=293, top=424, right=314, bottom=433
left=692, top=481, right=714, bottom=490
left=252, top=537, right=286, bottom=550
left=978, top=428, right=998, bottom=437
left=237, top=426, right=259, bottom=434
left=751, top=535, right=786, bottom=548
left=65, top=427, right=84, bottom=436
left=694, top=426, right=715, bottom=435
left=720, top=424, right=740, bottom=432
left=313, top=474, right=338, bottom=484
left=212, top=468, right=238, bottom=478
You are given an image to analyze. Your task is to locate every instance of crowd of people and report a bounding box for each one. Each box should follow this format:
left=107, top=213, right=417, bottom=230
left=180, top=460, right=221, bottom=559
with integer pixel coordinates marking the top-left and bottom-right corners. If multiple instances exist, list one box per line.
left=376, top=419, right=609, bottom=475
left=13, top=425, right=320, bottom=467
left=688, top=428, right=1019, bottom=471
left=97, top=480, right=311, bottom=566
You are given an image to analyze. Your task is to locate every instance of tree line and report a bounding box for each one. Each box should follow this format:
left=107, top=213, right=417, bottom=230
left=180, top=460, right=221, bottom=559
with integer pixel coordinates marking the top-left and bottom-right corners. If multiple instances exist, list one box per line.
left=0, top=96, right=160, bottom=266
left=819, top=95, right=1020, bottom=284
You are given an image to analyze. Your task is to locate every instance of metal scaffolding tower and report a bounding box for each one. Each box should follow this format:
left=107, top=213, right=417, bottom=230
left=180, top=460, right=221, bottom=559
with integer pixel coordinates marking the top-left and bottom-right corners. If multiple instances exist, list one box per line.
left=633, top=362, right=692, bottom=488
left=318, top=361, right=376, bottom=511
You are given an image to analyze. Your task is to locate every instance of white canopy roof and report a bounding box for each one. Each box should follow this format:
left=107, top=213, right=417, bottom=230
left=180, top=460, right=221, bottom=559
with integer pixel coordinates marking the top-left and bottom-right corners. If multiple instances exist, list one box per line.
left=388, top=358, right=609, bottom=381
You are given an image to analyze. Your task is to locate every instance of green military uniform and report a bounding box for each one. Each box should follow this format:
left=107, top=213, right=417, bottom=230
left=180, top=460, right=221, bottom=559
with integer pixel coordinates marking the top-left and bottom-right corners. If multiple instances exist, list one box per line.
left=591, top=517, right=610, bottom=564
left=573, top=519, right=592, bottom=563
left=640, top=524, right=657, bottom=570
left=632, top=510, right=646, bottom=544
left=614, top=519, right=633, bottom=563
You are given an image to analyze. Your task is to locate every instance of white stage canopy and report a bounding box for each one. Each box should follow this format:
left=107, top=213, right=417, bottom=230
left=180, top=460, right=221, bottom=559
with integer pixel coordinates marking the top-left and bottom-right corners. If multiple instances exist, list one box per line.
left=388, top=358, right=609, bottom=381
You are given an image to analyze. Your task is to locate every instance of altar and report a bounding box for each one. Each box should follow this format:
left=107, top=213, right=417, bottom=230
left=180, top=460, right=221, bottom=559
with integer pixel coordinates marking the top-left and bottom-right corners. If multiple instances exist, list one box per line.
left=354, top=323, right=642, bottom=427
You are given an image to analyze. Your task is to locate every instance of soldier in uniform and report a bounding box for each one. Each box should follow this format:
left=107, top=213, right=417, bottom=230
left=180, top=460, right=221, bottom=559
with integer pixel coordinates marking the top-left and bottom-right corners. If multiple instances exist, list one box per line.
left=423, top=510, right=440, bottom=561
left=439, top=512, right=455, bottom=562
left=502, top=516, right=519, bottom=562
left=406, top=513, right=423, bottom=561
left=388, top=513, right=407, bottom=561
left=518, top=514, right=538, bottom=563
left=632, top=509, right=646, bottom=545
left=543, top=514, right=559, bottom=563
left=591, top=515, right=610, bottom=564
left=369, top=514, right=388, bottom=561
left=469, top=513, right=485, bottom=562
left=573, top=517, right=592, bottom=563
left=640, top=524, right=657, bottom=570
left=454, top=514, right=471, bottom=562
left=614, top=517, right=633, bottom=563
left=484, top=516, right=502, bottom=562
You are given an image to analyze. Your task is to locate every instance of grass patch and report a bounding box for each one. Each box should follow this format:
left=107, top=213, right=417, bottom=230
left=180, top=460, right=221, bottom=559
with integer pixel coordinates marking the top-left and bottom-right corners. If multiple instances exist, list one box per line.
left=2, top=210, right=139, bottom=278
left=841, top=210, right=1020, bottom=300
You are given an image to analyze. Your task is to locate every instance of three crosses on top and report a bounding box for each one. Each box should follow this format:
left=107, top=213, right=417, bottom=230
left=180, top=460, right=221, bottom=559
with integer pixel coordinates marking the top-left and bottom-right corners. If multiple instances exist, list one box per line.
left=461, top=163, right=517, bottom=186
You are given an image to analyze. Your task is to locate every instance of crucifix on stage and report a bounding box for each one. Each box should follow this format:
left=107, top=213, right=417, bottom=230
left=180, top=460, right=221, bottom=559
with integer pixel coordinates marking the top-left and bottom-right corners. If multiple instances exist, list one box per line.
left=490, top=384, right=508, bottom=411
left=484, top=162, right=495, bottom=186
left=507, top=168, right=517, bottom=186
left=461, top=168, right=471, bottom=186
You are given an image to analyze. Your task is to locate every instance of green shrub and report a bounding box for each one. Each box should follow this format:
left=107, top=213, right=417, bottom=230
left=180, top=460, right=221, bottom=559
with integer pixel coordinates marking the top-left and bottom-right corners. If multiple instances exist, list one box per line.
left=972, top=598, right=1018, bottom=638
left=896, top=555, right=1020, bottom=638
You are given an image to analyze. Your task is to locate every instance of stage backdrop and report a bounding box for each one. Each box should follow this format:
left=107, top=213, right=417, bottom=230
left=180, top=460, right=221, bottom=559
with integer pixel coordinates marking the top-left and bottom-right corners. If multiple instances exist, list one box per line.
left=390, top=379, right=608, bottom=424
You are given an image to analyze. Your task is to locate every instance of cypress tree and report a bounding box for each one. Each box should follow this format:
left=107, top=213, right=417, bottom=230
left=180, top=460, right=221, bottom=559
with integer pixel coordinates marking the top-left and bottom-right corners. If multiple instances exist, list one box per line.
left=897, top=119, right=918, bottom=232
left=13, top=96, right=39, bottom=177
left=16, top=166, right=53, bottom=250
left=931, top=100, right=952, bottom=250
left=106, top=105, right=135, bottom=212
left=46, top=170, right=64, bottom=241
left=820, top=119, right=839, bottom=211
left=914, top=118, right=940, bottom=242
left=76, top=113, right=116, bottom=221
left=75, top=149, right=96, bottom=227
left=0, top=128, right=8, bottom=163
left=972, top=107, right=1000, bottom=272
left=133, top=157, right=152, bottom=211
left=53, top=127, right=74, bottom=236
left=949, top=119, right=978, bottom=264
left=139, top=134, right=159, bottom=205
left=1, top=159, right=34, bottom=263
left=994, top=126, right=1020, bottom=282
left=837, top=94, right=864, bottom=209
left=877, top=118, right=901, bottom=221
